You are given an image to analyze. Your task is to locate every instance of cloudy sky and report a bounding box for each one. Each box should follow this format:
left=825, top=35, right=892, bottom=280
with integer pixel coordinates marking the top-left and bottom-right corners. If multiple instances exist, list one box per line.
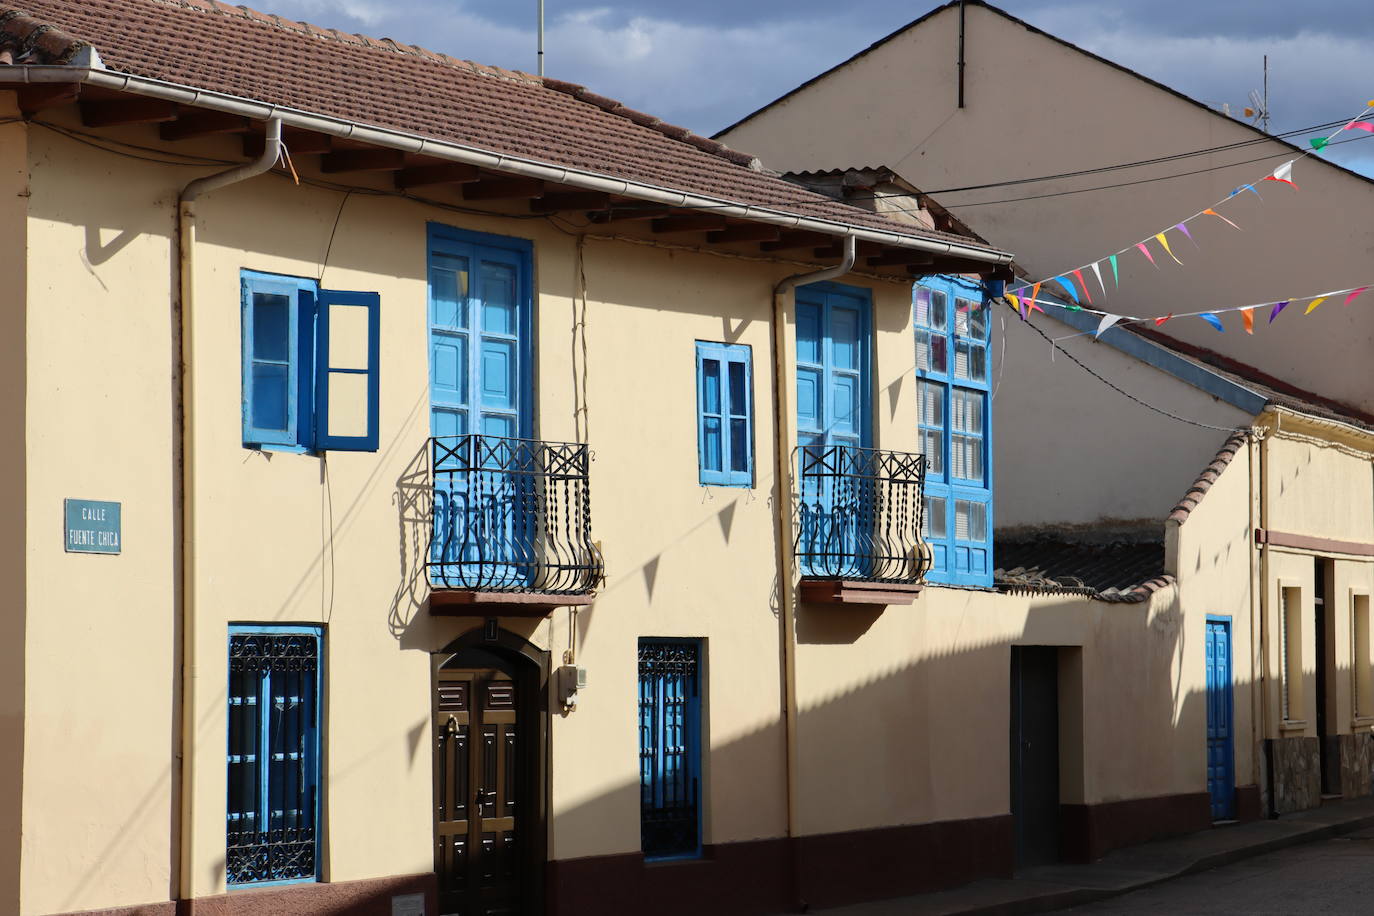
left=267, top=0, right=1374, bottom=174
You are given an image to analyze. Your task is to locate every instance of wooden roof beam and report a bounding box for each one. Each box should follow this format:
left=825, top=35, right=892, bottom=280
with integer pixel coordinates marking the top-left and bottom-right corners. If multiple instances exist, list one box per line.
left=395, top=163, right=481, bottom=189
left=463, top=177, right=546, bottom=200
left=17, top=83, right=79, bottom=116
left=244, top=129, right=331, bottom=157
left=321, top=148, right=407, bottom=173
left=530, top=191, right=612, bottom=213
left=589, top=207, right=672, bottom=223
left=706, top=224, right=781, bottom=244
left=159, top=110, right=251, bottom=141
left=760, top=231, right=831, bottom=252
left=652, top=214, right=728, bottom=234
left=868, top=250, right=935, bottom=268
left=80, top=98, right=178, bottom=127
left=909, top=257, right=1000, bottom=277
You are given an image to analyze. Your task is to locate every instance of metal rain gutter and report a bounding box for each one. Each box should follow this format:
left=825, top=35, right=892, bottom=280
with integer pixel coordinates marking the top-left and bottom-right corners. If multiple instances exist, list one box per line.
left=0, top=63, right=1015, bottom=265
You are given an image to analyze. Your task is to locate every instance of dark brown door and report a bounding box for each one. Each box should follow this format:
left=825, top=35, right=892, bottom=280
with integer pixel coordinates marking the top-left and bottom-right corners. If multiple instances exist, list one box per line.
left=1011, top=646, right=1060, bottom=867
left=434, top=664, right=522, bottom=915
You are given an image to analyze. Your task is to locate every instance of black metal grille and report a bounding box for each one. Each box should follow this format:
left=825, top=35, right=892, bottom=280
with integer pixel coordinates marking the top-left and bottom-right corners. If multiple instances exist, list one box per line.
left=639, top=641, right=701, bottom=859
left=226, top=632, right=319, bottom=886
left=796, top=444, right=929, bottom=583
left=427, top=434, right=602, bottom=593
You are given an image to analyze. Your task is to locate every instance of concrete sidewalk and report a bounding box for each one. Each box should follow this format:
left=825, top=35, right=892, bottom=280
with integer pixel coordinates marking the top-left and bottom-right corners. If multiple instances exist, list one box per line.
left=814, top=797, right=1374, bottom=916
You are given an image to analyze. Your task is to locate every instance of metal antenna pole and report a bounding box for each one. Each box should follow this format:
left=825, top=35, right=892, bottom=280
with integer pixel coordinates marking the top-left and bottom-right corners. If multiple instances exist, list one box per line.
left=1262, top=54, right=1269, bottom=133
left=538, top=0, right=545, bottom=77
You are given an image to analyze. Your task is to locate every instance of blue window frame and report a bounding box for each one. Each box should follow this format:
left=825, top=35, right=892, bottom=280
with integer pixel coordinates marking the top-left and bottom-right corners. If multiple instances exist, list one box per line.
left=914, top=277, right=993, bottom=586
left=639, top=638, right=703, bottom=860
left=695, top=341, right=754, bottom=487
left=241, top=270, right=381, bottom=452
left=226, top=624, right=322, bottom=887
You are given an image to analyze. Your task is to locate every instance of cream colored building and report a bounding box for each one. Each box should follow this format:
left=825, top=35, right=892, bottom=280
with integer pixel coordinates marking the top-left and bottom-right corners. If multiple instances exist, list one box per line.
left=0, top=3, right=1355, bottom=916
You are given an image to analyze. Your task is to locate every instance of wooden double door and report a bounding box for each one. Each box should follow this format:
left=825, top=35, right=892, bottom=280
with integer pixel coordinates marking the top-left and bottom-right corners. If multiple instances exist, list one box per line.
left=433, top=651, right=535, bottom=915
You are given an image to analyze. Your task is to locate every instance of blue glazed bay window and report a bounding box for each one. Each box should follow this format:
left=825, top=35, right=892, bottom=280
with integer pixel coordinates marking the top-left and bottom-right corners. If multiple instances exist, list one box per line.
left=241, top=270, right=381, bottom=452
left=914, top=277, right=993, bottom=587
left=695, top=341, right=754, bottom=487
left=226, top=625, right=322, bottom=887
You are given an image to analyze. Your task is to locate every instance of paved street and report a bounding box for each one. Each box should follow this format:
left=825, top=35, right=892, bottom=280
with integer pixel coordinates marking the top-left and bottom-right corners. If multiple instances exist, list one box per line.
left=1065, top=830, right=1374, bottom=915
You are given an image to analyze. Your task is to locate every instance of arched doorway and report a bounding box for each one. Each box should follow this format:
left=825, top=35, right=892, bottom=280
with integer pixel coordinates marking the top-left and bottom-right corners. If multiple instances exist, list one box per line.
left=432, top=627, right=548, bottom=915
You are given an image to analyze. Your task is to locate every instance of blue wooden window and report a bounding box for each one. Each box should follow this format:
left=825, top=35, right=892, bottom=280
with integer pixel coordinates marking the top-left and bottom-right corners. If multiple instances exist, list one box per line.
left=915, top=278, right=992, bottom=587
left=241, top=270, right=381, bottom=452
left=639, top=638, right=702, bottom=860
left=227, top=625, right=322, bottom=887
left=695, top=342, right=753, bottom=486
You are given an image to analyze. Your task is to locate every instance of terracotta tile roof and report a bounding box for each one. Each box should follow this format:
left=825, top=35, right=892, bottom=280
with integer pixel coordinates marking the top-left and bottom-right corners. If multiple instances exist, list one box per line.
left=0, top=0, right=1008, bottom=253
left=0, top=7, right=87, bottom=63
left=1167, top=431, right=1250, bottom=524
left=995, top=536, right=1173, bottom=604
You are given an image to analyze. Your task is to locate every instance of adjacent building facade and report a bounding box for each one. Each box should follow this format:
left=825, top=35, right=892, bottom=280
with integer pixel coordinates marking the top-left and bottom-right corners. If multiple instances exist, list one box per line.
left=2, top=3, right=1369, bottom=916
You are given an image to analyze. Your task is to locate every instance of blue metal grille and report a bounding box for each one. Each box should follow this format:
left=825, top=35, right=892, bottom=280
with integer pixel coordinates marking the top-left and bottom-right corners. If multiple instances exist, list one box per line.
left=638, top=640, right=701, bottom=859
left=227, top=629, right=321, bottom=886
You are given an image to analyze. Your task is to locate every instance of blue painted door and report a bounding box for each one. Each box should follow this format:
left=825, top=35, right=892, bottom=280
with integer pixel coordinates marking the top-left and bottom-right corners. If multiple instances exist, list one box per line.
left=1205, top=618, right=1236, bottom=820
left=795, top=283, right=871, bottom=577
left=428, top=229, right=533, bottom=588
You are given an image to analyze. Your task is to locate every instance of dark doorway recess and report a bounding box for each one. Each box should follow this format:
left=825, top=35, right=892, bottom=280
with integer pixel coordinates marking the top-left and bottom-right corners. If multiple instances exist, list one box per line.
left=1315, top=558, right=1341, bottom=797
left=433, top=629, right=549, bottom=916
left=1011, top=646, right=1060, bottom=867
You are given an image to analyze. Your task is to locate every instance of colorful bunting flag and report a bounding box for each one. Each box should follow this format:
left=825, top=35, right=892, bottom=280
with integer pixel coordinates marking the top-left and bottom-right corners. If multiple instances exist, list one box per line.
left=1200, top=312, right=1225, bottom=332
left=1304, top=297, right=1328, bottom=315
left=1311, top=137, right=1329, bottom=152
left=1154, top=314, right=1172, bottom=326
left=1263, top=160, right=1298, bottom=189
left=1095, top=314, right=1120, bottom=338
left=1345, top=286, right=1369, bottom=306
left=1228, top=183, right=1262, bottom=200
left=1135, top=242, right=1157, bottom=267
left=1241, top=308, right=1254, bottom=334
left=1154, top=232, right=1182, bottom=265
left=1007, top=293, right=1024, bottom=319
left=1072, top=268, right=1093, bottom=304
left=1029, top=282, right=1043, bottom=313
left=1175, top=222, right=1197, bottom=246
left=1052, top=275, right=1080, bottom=303
left=1090, top=261, right=1108, bottom=298
left=1203, top=208, right=1242, bottom=231
left=1108, top=255, right=1119, bottom=286
left=1268, top=300, right=1289, bottom=323
left=1344, top=121, right=1374, bottom=134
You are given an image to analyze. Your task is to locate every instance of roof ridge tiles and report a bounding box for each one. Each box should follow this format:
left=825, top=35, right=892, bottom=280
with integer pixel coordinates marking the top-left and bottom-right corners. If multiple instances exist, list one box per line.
left=1168, top=431, right=1249, bottom=525
left=0, top=7, right=88, bottom=63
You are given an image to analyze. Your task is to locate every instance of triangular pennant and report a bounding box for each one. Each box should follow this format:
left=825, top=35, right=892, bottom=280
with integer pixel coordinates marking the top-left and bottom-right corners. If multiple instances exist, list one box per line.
left=1155, top=232, right=1183, bottom=265
left=1310, top=137, right=1329, bottom=152
left=1006, top=294, right=1025, bottom=320
left=1227, top=183, right=1262, bottom=200
left=1268, top=300, right=1289, bottom=323
left=1175, top=222, right=1198, bottom=246
left=1090, top=261, right=1108, bottom=298
left=1052, top=275, right=1080, bottom=303
left=1071, top=268, right=1093, bottom=305
left=1199, top=312, right=1225, bottom=332
left=1154, top=313, right=1173, bottom=326
left=1135, top=242, right=1157, bottom=267
left=1304, top=297, right=1328, bottom=315
left=1344, top=121, right=1374, bottom=134
left=1203, top=208, right=1242, bottom=231
left=1344, top=286, right=1369, bottom=306
left=1241, top=308, right=1254, bottom=334
left=1094, top=314, right=1120, bottom=338
left=1029, top=282, right=1044, bottom=314
left=1262, top=160, right=1299, bottom=189
left=1108, top=255, right=1119, bottom=287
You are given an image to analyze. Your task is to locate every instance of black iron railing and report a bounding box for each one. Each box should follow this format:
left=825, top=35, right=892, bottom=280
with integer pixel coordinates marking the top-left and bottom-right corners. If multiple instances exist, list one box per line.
left=795, top=444, right=929, bottom=583
left=427, top=435, right=602, bottom=594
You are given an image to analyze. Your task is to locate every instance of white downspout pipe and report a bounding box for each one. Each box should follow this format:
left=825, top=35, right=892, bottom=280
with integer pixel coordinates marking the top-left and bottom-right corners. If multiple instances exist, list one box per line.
left=770, top=237, right=856, bottom=910
left=174, top=118, right=282, bottom=901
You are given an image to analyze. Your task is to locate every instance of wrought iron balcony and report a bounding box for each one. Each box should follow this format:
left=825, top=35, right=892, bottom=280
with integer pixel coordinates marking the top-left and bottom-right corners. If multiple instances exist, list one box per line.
left=427, top=434, right=602, bottom=612
left=795, top=444, right=929, bottom=604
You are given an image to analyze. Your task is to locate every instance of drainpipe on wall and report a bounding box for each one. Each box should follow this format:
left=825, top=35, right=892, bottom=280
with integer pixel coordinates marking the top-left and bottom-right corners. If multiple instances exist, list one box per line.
left=769, top=236, right=856, bottom=911
left=172, top=118, right=283, bottom=901
left=1255, top=421, right=1278, bottom=817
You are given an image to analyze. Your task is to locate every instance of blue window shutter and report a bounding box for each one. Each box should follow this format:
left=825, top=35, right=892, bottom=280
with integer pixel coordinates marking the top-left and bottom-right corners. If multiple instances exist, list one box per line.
left=242, top=273, right=305, bottom=448
left=914, top=276, right=993, bottom=587
left=314, top=289, right=381, bottom=451
left=695, top=342, right=753, bottom=487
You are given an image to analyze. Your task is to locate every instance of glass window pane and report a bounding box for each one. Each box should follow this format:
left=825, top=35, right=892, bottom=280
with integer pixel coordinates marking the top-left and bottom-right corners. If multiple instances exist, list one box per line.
left=955, top=297, right=987, bottom=340
left=955, top=499, right=987, bottom=542
left=924, top=495, right=947, bottom=538
left=251, top=363, right=289, bottom=432
left=702, top=359, right=721, bottom=415
left=915, top=288, right=933, bottom=328
left=918, top=380, right=945, bottom=427
left=702, top=416, right=722, bottom=472
left=951, top=389, right=983, bottom=433
left=952, top=433, right=983, bottom=481
left=729, top=418, right=749, bottom=473
left=728, top=361, right=747, bottom=417
left=252, top=293, right=291, bottom=362
left=921, top=429, right=943, bottom=476
left=929, top=290, right=948, bottom=330
left=955, top=342, right=987, bottom=381
left=429, top=256, right=469, bottom=329
left=915, top=329, right=931, bottom=372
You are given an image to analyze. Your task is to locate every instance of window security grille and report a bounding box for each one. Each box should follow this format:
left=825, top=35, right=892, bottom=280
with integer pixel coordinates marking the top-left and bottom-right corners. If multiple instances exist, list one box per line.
left=638, top=640, right=702, bottom=859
